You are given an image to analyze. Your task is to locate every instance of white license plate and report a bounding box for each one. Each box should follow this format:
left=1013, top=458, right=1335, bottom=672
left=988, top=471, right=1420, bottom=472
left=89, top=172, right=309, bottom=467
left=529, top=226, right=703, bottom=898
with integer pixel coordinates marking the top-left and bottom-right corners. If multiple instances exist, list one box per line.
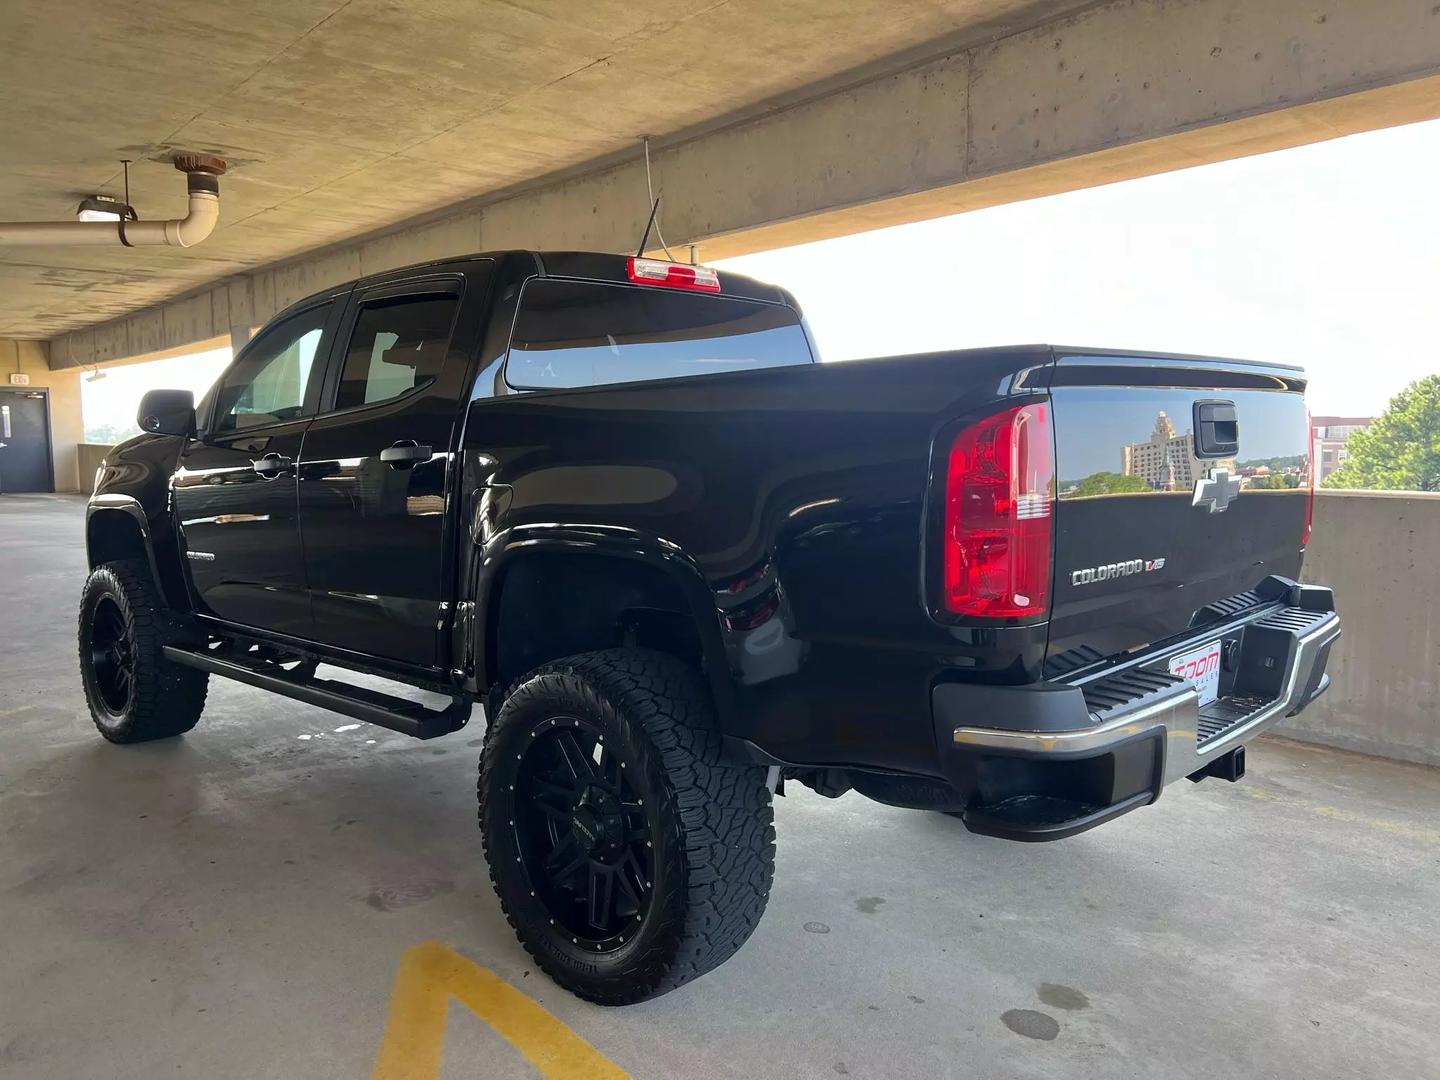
left=1169, top=640, right=1222, bottom=706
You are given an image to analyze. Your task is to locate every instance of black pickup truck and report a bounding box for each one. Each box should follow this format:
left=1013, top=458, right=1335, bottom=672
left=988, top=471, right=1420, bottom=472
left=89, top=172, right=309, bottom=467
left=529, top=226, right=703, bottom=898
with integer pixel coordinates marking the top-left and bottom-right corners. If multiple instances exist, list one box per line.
left=80, top=250, right=1340, bottom=1004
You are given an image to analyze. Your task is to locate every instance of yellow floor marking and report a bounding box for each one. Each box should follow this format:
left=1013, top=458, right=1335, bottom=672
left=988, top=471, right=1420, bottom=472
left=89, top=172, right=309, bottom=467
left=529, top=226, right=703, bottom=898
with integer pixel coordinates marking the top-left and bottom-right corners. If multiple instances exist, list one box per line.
left=1235, top=785, right=1440, bottom=845
left=372, top=941, right=629, bottom=1080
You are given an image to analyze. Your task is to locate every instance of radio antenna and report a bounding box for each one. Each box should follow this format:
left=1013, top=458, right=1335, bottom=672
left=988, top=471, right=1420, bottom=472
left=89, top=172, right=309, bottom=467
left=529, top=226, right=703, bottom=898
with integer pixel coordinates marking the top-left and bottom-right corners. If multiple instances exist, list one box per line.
left=636, top=195, right=661, bottom=258
left=640, top=137, right=676, bottom=260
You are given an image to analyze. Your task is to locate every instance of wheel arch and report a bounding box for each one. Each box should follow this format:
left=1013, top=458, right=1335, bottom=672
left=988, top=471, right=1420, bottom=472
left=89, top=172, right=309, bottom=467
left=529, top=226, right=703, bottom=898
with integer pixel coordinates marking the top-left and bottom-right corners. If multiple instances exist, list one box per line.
left=477, top=526, right=737, bottom=727
left=86, top=497, right=188, bottom=612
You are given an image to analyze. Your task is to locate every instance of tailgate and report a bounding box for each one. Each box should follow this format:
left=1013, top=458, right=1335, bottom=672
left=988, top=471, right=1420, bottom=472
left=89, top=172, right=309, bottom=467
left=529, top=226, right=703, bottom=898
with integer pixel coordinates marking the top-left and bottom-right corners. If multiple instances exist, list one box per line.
left=1046, top=353, right=1311, bottom=666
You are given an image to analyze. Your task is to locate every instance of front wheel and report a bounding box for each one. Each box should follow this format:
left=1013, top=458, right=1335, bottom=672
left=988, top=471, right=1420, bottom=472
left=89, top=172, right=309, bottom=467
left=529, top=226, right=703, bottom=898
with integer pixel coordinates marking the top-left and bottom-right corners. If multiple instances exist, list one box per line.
left=478, top=649, right=774, bottom=1005
left=78, top=560, right=208, bottom=743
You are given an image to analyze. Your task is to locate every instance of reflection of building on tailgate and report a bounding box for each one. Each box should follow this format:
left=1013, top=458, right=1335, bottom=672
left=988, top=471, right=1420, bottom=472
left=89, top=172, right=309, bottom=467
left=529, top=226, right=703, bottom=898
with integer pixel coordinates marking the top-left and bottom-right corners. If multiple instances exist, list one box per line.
left=1311, top=416, right=1373, bottom=482
left=1121, top=411, right=1234, bottom=491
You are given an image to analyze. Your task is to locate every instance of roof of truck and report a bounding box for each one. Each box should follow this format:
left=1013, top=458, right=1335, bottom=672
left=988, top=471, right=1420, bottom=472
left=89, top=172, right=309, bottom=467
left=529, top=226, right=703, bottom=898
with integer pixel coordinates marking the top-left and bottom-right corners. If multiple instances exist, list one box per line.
left=270, top=250, right=798, bottom=326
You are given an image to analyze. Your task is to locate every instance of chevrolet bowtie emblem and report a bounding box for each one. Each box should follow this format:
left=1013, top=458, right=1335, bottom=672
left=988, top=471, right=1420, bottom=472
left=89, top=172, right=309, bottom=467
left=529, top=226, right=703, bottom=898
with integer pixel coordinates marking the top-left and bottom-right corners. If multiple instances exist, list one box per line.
left=1192, top=468, right=1241, bottom=514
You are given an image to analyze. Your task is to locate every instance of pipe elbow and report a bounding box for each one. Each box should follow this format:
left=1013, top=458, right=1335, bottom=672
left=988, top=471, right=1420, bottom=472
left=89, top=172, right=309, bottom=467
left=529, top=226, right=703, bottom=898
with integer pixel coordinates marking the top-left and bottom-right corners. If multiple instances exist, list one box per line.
left=0, top=154, right=223, bottom=249
left=166, top=193, right=219, bottom=248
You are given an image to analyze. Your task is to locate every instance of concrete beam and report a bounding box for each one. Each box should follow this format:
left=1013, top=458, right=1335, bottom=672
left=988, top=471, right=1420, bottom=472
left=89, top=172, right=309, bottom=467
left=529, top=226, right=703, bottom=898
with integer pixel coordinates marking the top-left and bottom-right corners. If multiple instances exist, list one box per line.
left=50, top=0, right=1440, bottom=369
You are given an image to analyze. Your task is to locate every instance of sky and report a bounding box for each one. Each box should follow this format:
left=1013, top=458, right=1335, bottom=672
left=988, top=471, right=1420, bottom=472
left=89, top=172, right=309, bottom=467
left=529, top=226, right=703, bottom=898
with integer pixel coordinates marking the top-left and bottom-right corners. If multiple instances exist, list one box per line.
left=82, top=345, right=230, bottom=440
left=716, top=117, right=1440, bottom=419
left=84, top=116, right=1440, bottom=436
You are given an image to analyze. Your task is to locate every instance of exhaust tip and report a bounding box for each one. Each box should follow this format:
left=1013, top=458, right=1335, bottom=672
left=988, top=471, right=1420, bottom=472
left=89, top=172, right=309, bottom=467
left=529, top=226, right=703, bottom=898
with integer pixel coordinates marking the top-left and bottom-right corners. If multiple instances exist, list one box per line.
left=172, top=153, right=227, bottom=177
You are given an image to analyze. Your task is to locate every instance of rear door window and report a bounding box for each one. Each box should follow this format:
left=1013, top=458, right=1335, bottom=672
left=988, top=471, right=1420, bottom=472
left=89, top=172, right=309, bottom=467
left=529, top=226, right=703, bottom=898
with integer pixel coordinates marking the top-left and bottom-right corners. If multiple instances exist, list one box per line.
left=505, top=279, right=813, bottom=390
left=333, top=292, right=460, bottom=411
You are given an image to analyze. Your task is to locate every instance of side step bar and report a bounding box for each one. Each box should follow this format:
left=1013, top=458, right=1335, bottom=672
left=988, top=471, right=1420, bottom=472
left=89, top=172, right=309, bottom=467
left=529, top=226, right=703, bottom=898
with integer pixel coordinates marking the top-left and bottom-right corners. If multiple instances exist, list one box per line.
left=162, top=645, right=471, bottom=740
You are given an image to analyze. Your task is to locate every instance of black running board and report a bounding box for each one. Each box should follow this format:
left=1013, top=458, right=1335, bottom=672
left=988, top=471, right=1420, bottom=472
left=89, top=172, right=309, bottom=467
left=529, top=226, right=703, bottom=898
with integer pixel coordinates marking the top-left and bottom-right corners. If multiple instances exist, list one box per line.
left=162, top=645, right=471, bottom=739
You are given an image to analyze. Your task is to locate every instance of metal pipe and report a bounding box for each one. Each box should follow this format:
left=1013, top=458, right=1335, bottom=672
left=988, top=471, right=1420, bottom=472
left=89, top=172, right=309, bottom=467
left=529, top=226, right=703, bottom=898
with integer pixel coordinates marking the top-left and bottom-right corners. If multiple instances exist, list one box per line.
left=0, top=154, right=226, bottom=249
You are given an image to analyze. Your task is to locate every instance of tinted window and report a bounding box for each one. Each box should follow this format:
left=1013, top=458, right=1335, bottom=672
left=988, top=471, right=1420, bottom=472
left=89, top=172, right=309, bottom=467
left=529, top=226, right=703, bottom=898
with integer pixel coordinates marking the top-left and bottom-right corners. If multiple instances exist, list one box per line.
left=213, top=303, right=330, bottom=433
left=334, top=293, right=459, bottom=411
left=506, top=280, right=813, bottom=390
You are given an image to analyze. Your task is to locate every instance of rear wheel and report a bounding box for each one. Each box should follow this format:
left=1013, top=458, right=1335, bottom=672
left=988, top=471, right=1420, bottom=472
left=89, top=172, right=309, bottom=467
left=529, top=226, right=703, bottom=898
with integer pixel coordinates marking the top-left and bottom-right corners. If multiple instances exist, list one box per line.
left=479, top=649, right=774, bottom=1005
left=78, top=560, right=208, bottom=743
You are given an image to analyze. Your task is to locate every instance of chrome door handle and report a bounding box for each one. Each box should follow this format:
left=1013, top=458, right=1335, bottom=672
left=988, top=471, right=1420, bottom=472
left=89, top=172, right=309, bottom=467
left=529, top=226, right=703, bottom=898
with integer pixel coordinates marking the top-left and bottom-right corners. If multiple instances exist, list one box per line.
left=252, top=453, right=292, bottom=478
left=380, top=440, right=432, bottom=469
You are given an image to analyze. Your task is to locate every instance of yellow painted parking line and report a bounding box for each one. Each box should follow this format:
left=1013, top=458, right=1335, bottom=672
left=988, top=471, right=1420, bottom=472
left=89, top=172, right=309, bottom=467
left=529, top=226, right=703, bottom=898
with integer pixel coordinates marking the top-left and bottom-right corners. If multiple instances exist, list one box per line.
left=1237, top=785, right=1440, bottom=845
left=373, top=941, right=628, bottom=1080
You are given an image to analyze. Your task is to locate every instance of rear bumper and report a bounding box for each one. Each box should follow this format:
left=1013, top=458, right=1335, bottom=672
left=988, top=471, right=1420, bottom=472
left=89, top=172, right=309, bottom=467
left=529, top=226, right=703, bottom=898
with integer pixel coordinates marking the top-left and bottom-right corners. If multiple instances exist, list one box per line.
left=937, top=583, right=1340, bottom=841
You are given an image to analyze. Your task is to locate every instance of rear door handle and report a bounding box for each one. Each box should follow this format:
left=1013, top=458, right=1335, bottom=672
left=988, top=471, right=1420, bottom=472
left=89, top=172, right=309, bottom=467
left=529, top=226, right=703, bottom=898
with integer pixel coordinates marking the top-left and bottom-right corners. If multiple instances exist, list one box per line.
left=252, top=453, right=292, bottom=478
left=380, top=440, right=433, bottom=469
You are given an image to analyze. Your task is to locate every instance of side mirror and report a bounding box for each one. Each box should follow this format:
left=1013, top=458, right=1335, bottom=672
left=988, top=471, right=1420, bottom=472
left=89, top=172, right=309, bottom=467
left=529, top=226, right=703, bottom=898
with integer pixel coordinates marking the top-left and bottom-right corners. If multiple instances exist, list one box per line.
left=137, top=389, right=196, bottom=437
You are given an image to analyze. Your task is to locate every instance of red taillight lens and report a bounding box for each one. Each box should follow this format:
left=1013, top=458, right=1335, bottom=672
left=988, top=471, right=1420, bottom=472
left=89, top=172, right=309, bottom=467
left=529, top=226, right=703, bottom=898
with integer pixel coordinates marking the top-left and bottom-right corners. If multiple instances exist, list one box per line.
left=625, top=256, right=721, bottom=292
left=1302, top=409, right=1315, bottom=547
left=942, top=402, right=1055, bottom=619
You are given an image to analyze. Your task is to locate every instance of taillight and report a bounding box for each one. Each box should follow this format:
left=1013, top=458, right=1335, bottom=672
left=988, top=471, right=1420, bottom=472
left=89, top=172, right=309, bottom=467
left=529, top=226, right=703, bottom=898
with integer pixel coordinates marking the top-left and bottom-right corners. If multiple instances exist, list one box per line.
left=1302, top=409, right=1315, bottom=547
left=625, top=256, right=721, bottom=292
left=942, top=402, right=1055, bottom=619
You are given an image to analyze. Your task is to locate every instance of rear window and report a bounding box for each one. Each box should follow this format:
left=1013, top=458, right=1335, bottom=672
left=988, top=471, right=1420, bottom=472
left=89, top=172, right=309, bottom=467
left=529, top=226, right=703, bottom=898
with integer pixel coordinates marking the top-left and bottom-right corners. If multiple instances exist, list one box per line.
left=505, top=279, right=813, bottom=390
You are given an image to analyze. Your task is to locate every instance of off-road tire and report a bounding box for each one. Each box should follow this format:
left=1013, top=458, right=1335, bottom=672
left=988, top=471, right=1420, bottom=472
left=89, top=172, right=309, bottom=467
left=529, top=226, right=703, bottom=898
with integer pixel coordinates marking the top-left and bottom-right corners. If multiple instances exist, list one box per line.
left=479, top=648, right=775, bottom=1005
left=78, top=560, right=208, bottom=743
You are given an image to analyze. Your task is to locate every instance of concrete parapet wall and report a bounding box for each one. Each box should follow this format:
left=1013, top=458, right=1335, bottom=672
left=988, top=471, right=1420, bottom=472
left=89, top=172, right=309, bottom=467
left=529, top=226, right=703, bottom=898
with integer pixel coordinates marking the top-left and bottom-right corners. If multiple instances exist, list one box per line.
left=1291, top=490, right=1439, bottom=766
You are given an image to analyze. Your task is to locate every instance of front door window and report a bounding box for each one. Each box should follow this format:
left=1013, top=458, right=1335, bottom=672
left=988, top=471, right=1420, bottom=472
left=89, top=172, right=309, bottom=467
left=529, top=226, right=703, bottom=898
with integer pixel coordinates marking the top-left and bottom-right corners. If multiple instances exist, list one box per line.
left=211, top=304, right=331, bottom=434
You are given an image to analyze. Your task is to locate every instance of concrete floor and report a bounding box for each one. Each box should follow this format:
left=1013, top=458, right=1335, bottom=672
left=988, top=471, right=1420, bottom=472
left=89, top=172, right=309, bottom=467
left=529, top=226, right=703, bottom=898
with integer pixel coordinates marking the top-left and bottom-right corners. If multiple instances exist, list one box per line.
left=3, top=493, right=1437, bottom=1079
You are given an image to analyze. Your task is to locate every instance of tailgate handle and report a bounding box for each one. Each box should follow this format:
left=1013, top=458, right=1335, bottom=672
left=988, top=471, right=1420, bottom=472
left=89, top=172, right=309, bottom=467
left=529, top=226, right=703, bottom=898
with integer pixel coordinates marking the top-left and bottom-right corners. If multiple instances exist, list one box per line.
left=1194, top=400, right=1239, bottom=457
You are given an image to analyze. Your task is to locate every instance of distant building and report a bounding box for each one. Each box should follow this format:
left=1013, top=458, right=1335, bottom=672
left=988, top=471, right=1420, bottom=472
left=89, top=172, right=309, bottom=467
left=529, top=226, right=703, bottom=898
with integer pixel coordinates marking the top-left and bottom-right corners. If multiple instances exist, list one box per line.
left=1122, top=411, right=1234, bottom=491
left=1311, top=416, right=1373, bottom=482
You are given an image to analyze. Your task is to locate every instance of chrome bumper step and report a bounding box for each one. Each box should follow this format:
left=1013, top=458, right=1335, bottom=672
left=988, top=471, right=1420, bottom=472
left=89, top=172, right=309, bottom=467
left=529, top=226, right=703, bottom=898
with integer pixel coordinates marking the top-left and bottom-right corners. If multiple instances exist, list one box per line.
left=954, top=606, right=1341, bottom=787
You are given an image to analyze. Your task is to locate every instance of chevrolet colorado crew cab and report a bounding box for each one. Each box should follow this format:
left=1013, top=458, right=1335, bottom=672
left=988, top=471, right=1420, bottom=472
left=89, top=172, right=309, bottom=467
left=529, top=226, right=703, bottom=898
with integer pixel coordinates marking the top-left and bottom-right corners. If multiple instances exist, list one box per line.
left=80, top=250, right=1340, bottom=1004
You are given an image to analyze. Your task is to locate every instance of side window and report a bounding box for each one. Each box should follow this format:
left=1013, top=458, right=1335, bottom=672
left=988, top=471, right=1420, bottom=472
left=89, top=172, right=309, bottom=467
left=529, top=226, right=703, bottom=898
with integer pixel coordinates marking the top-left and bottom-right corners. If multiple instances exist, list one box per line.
left=333, top=293, right=460, bottom=411
left=505, top=279, right=814, bottom=390
left=212, top=304, right=331, bottom=434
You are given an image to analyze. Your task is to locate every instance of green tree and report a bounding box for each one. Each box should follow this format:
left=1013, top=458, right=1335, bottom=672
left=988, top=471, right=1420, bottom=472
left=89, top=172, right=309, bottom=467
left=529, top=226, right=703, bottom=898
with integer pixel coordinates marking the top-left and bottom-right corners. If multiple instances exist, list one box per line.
left=1237, top=454, right=1305, bottom=472
left=1247, top=473, right=1289, bottom=489
left=83, top=421, right=139, bottom=445
left=1324, top=374, right=1440, bottom=492
left=1070, top=471, right=1152, bottom=497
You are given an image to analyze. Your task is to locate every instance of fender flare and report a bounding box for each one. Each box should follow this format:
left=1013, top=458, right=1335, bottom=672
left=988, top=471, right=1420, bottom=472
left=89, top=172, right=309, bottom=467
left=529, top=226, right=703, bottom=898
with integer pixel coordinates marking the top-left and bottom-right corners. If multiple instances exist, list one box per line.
left=474, top=523, right=738, bottom=727
left=85, top=494, right=178, bottom=610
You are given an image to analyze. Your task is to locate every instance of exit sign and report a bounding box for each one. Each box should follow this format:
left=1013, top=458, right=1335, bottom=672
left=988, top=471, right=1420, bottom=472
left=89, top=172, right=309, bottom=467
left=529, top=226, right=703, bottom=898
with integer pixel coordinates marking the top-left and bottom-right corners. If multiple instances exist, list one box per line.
left=8, top=372, right=30, bottom=386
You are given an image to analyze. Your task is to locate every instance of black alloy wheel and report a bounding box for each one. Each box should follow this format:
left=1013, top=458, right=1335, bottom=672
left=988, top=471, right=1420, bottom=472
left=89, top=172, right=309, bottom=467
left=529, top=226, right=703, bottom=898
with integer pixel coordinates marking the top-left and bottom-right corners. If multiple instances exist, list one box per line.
left=479, top=649, right=775, bottom=1005
left=87, top=594, right=135, bottom=715
left=78, top=560, right=208, bottom=743
left=513, top=714, right=653, bottom=951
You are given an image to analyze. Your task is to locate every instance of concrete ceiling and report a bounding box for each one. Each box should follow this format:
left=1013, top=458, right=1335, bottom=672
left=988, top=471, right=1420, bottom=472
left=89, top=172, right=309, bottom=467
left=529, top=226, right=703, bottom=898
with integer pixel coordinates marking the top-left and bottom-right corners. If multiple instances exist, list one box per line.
left=0, top=0, right=1088, bottom=340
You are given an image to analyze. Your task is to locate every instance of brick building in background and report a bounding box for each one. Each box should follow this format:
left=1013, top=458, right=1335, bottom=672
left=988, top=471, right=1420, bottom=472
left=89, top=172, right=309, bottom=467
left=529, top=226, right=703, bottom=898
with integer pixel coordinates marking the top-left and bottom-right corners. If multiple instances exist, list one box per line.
left=1311, top=416, right=1374, bottom=482
left=1122, top=411, right=1235, bottom=491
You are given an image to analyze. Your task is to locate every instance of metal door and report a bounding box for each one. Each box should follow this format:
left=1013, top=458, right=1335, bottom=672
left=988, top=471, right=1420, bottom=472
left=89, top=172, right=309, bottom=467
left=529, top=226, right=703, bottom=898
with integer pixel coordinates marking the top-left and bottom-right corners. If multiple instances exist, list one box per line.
left=298, top=265, right=489, bottom=669
left=173, top=294, right=343, bottom=636
left=0, top=389, right=53, bottom=493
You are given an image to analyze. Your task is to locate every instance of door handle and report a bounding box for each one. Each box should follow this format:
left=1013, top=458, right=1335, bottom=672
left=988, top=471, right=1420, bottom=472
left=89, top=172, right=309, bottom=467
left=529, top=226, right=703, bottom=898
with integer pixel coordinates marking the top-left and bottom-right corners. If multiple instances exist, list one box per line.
left=1194, top=399, right=1239, bottom=457
left=252, top=453, right=292, bottom=478
left=380, top=440, right=433, bottom=469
